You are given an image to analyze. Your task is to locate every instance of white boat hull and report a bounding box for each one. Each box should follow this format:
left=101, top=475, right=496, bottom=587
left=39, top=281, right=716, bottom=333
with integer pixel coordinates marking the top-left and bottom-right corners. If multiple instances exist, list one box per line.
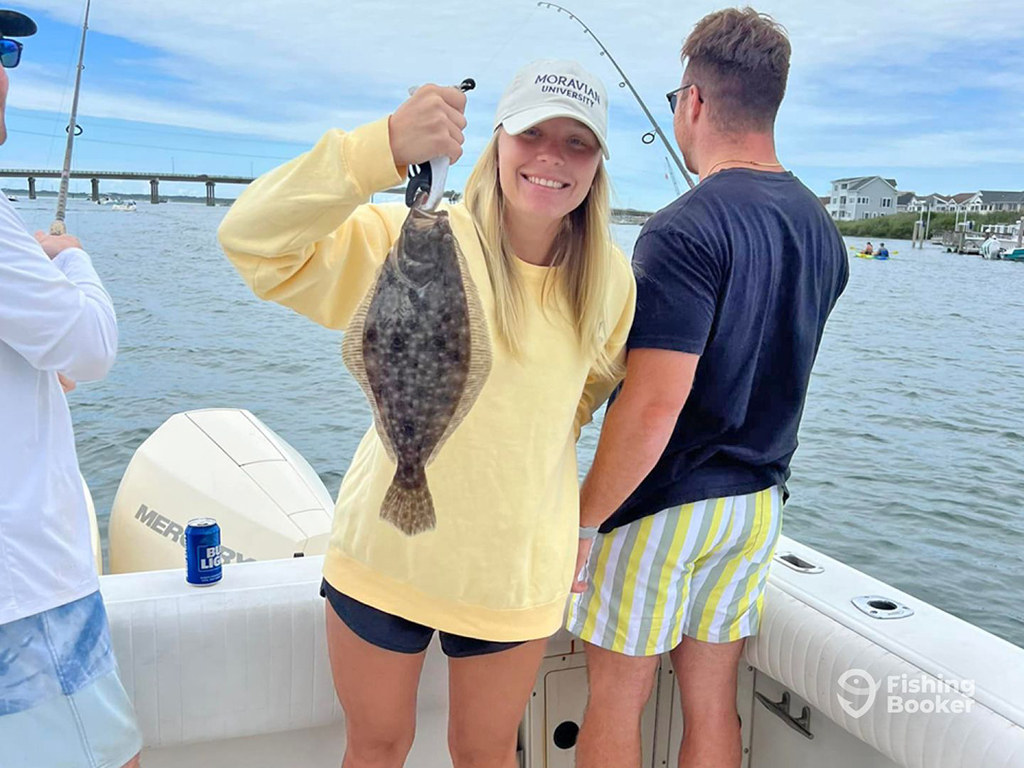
left=91, top=409, right=1024, bottom=766
left=98, top=545, right=1024, bottom=768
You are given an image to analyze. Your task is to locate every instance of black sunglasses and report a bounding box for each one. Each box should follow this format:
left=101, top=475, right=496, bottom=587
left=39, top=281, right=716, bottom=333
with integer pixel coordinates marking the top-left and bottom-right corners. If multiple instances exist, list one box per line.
left=0, top=38, right=22, bottom=69
left=666, top=83, right=703, bottom=113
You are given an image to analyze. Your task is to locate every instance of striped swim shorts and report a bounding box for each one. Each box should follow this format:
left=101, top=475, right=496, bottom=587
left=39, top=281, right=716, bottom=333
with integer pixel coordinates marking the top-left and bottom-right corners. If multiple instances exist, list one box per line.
left=566, top=486, right=783, bottom=656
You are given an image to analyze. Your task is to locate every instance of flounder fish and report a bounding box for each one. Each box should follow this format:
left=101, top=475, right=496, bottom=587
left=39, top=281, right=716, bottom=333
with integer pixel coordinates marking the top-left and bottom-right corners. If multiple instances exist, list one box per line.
left=342, top=204, right=491, bottom=535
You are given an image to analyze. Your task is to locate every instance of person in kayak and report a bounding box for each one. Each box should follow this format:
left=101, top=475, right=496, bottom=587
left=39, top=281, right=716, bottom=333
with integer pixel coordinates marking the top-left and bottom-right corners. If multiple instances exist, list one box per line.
left=864, top=241, right=874, bottom=255
left=876, top=243, right=890, bottom=258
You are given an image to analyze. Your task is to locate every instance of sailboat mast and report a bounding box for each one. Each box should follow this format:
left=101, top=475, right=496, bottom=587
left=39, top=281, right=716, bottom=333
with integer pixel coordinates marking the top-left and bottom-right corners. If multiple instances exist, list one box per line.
left=50, top=0, right=91, bottom=236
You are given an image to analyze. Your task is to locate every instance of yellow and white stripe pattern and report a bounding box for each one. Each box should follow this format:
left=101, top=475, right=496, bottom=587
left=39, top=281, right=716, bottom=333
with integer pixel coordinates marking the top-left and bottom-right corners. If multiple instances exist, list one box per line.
left=566, top=486, right=783, bottom=656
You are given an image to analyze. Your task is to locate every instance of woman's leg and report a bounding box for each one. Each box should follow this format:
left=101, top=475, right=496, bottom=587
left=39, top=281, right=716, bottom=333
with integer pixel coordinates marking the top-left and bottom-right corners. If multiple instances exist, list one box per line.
left=447, top=638, right=548, bottom=768
left=325, top=604, right=427, bottom=768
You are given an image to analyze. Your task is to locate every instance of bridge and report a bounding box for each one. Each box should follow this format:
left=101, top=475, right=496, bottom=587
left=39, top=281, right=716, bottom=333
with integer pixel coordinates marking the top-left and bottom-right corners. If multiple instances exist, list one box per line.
left=0, top=169, right=255, bottom=206
left=0, top=168, right=451, bottom=208
left=0, top=168, right=655, bottom=221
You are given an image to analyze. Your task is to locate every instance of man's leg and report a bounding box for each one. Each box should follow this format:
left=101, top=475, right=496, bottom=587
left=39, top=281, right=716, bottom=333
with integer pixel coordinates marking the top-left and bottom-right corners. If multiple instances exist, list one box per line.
left=567, top=504, right=702, bottom=768
left=668, top=637, right=746, bottom=768
left=575, top=642, right=661, bottom=768
left=668, top=486, right=783, bottom=768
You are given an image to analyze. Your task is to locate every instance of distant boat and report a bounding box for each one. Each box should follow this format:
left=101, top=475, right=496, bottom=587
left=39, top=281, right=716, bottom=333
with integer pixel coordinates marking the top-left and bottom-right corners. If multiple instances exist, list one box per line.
left=112, top=200, right=137, bottom=212
left=6, top=194, right=17, bottom=202
left=97, top=195, right=113, bottom=205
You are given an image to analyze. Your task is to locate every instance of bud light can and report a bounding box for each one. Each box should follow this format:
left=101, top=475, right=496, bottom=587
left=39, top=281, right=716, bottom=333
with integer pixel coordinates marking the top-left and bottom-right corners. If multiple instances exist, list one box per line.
left=185, top=518, right=222, bottom=586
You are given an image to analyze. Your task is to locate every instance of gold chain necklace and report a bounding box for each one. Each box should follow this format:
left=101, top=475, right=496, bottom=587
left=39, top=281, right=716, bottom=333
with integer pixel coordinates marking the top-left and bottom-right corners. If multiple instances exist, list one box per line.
left=705, top=158, right=784, bottom=177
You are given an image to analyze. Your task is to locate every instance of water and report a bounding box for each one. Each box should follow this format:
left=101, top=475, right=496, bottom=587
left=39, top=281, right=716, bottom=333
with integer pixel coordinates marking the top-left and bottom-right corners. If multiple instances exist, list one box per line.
left=15, top=198, right=1024, bottom=649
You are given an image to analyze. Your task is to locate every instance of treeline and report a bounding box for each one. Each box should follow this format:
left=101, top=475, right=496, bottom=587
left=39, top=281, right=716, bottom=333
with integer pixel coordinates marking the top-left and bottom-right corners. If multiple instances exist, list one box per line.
left=836, top=210, right=1021, bottom=239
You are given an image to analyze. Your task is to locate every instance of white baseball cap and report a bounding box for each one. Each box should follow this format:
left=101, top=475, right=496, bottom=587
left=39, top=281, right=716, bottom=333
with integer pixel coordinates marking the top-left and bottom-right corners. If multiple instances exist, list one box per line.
left=494, top=59, right=610, bottom=159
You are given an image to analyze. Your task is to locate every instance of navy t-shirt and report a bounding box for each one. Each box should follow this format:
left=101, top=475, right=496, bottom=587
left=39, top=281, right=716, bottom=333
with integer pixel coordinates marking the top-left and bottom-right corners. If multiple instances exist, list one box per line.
left=602, top=168, right=848, bottom=532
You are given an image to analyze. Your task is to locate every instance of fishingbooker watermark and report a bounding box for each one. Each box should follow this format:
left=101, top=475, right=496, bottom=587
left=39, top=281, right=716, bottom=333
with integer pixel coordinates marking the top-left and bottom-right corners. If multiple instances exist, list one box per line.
left=837, top=669, right=975, bottom=718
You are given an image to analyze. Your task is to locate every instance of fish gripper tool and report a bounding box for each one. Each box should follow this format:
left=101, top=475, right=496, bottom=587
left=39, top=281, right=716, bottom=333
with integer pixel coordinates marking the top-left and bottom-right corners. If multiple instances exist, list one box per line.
left=406, top=78, right=476, bottom=210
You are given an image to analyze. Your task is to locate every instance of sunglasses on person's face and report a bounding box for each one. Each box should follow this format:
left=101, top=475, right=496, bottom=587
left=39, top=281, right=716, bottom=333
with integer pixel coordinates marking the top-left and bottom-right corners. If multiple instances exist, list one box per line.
left=666, top=83, right=703, bottom=114
left=0, top=38, right=23, bottom=69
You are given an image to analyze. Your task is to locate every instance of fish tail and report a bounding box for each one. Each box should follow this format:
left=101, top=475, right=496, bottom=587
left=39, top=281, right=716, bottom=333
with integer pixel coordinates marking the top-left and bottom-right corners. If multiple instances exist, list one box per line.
left=380, top=472, right=436, bottom=535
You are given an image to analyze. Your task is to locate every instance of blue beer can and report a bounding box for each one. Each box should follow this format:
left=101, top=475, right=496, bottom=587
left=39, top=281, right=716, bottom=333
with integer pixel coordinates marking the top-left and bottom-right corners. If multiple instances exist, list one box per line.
left=185, top=517, right=222, bottom=586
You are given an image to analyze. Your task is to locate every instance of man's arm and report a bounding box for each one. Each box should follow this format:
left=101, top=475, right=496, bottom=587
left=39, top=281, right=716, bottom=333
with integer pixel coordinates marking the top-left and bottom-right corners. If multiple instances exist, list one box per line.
left=571, top=348, right=698, bottom=592
left=571, top=225, right=720, bottom=591
left=0, top=205, right=117, bottom=382
left=579, top=348, right=699, bottom=528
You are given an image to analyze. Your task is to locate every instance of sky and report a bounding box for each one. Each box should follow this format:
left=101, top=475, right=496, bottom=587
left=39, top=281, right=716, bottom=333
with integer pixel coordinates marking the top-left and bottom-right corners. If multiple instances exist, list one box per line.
left=2, top=0, right=1023, bottom=211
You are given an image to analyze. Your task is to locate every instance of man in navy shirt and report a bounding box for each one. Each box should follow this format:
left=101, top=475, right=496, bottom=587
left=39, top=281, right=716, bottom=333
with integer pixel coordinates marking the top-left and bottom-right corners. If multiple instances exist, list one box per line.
left=567, top=8, right=848, bottom=767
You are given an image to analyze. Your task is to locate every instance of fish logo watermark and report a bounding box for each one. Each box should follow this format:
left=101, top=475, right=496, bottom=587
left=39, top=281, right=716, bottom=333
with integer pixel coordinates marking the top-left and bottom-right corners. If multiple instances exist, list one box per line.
left=837, top=669, right=975, bottom=718
left=837, top=669, right=879, bottom=719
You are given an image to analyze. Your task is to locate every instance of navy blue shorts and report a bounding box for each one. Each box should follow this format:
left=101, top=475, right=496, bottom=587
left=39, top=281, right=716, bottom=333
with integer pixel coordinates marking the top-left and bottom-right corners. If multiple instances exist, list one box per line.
left=321, top=580, right=525, bottom=659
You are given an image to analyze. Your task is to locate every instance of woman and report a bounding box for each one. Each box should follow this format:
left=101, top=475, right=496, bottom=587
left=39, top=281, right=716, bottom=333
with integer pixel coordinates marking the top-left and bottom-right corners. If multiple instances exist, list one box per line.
left=218, top=59, right=635, bottom=767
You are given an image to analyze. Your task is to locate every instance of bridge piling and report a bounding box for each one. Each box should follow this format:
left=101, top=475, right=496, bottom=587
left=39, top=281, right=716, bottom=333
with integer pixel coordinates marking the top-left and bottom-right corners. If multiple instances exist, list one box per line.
left=0, top=170, right=256, bottom=204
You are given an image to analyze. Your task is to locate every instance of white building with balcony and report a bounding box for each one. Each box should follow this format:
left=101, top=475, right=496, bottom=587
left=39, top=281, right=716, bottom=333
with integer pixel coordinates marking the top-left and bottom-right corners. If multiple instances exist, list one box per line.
left=826, top=176, right=899, bottom=220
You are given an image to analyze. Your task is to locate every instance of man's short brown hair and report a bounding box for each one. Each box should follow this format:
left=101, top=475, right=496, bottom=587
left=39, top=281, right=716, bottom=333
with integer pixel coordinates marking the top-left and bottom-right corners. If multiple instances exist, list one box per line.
left=681, top=7, right=791, bottom=133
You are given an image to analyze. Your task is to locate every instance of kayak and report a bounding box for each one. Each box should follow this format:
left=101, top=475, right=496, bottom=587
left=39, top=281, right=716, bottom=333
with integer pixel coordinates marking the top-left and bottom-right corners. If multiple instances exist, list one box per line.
left=855, top=252, right=889, bottom=260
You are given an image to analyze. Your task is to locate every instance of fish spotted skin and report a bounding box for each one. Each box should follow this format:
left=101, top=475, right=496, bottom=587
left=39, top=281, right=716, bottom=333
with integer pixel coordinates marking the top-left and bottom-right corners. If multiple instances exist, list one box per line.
left=343, top=208, right=491, bottom=535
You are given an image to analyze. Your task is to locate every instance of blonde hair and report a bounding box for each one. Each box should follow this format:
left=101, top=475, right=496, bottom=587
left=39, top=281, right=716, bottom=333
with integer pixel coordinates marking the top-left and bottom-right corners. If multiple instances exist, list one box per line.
left=462, top=132, right=621, bottom=380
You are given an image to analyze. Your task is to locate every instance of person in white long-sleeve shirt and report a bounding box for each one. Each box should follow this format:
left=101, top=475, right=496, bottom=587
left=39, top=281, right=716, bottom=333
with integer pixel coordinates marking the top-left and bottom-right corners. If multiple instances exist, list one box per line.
left=0, top=9, right=142, bottom=766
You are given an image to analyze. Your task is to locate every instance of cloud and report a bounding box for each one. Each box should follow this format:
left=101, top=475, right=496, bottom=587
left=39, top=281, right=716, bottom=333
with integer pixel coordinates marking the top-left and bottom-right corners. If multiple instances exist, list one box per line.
left=788, top=127, right=1024, bottom=169
left=16, top=1, right=1020, bottom=120
left=8, top=0, right=1024, bottom=206
left=9, top=70, right=382, bottom=143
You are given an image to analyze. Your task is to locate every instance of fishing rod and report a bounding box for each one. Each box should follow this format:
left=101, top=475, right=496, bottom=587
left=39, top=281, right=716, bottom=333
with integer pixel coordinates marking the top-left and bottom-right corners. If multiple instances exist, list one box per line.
left=51, top=0, right=91, bottom=236
left=537, top=1, right=695, bottom=190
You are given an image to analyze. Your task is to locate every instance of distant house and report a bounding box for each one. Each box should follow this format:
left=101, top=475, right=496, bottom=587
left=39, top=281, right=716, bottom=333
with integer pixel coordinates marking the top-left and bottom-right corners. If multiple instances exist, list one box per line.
left=907, top=193, right=956, bottom=212
left=896, top=191, right=915, bottom=213
left=828, top=184, right=1023, bottom=218
left=826, top=176, right=899, bottom=220
left=951, top=192, right=980, bottom=211
left=976, top=191, right=1024, bottom=212
left=818, top=195, right=831, bottom=208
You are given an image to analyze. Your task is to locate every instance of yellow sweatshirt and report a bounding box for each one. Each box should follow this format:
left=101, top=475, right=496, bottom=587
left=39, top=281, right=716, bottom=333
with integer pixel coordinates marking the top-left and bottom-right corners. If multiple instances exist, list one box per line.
left=218, top=117, right=636, bottom=640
